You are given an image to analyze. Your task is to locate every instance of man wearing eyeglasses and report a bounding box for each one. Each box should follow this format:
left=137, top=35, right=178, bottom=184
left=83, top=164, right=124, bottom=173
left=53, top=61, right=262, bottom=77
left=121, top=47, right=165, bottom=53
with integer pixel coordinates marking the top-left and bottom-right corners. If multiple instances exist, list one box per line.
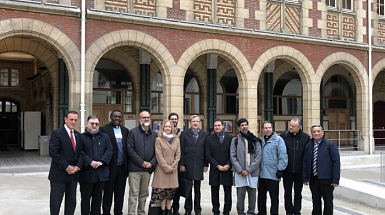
left=126, top=111, right=157, bottom=215
left=302, top=125, right=340, bottom=215
left=79, top=115, right=113, bottom=215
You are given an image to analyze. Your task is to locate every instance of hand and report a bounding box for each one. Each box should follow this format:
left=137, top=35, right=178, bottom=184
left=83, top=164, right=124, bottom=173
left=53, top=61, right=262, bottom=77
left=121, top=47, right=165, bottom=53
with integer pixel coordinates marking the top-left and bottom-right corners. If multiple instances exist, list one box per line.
left=203, top=167, right=208, bottom=172
left=223, top=164, right=230, bottom=171
left=240, top=170, right=249, bottom=176
left=146, top=163, right=152, bottom=168
left=276, top=170, right=284, bottom=179
left=331, top=183, right=339, bottom=187
left=66, top=165, right=76, bottom=174
left=179, top=166, right=186, bottom=172
left=91, top=161, right=101, bottom=169
left=217, top=165, right=224, bottom=171
left=142, top=161, right=151, bottom=168
left=304, top=182, right=309, bottom=186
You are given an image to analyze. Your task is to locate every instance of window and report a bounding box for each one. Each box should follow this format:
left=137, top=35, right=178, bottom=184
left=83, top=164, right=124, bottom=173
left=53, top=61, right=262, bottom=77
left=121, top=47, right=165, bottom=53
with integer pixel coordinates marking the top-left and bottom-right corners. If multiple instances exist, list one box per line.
left=327, top=0, right=337, bottom=8
left=323, top=75, right=354, bottom=115
left=184, top=71, right=200, bottom=114
left=0, top=68, right=19, bottom=87
left=151, top=73, right=163, bottom=114
left=0, top=99, right=18, bottom=113
left=378, top=0, right=385, bottom=16
left=216, top=70, right=238, bottom=114
left=342, top=0, right=353, bottom=10
left=273, top=73, right=302, bottom=115
left=93, top=59, right=134, bottom=113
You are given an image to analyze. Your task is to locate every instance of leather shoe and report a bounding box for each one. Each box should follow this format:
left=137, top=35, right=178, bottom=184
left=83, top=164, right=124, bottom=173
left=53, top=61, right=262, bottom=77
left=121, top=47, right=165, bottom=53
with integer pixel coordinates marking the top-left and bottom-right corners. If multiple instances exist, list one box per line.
left=184, top=213, right=191, bottom=215
left=195, top=213, right=202, bottom=215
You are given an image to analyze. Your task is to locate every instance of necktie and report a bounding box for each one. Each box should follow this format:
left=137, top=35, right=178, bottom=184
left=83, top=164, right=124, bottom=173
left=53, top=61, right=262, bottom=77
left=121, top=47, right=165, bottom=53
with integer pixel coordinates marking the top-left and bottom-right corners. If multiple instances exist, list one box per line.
left=70, top=130, right=76, bottom=153
left=193, top=130, right=198, bottom=143
left=313, top=142, right=318, bottom=176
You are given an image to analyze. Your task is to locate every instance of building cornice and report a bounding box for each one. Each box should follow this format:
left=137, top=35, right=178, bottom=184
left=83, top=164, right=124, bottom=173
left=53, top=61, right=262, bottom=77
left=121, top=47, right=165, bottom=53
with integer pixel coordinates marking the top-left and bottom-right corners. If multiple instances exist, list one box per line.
left=0, top=0, right=80, bottom=17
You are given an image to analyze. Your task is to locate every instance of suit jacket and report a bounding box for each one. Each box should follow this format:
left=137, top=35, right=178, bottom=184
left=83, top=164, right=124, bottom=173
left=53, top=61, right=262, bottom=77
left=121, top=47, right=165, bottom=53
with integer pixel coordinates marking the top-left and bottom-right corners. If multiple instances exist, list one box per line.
left=179, top=129, right=208, bottom=180
left=205, top=132, right=233, bottom=186
left=48, top=126, right=82, bottom=183
left=100, top=123, right=129, bottom=176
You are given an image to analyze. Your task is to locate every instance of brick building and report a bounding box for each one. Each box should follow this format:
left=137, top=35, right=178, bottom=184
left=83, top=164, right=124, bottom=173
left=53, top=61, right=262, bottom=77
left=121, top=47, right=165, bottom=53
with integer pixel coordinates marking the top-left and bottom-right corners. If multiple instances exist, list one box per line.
left=0, top=0, right=384, bottom=153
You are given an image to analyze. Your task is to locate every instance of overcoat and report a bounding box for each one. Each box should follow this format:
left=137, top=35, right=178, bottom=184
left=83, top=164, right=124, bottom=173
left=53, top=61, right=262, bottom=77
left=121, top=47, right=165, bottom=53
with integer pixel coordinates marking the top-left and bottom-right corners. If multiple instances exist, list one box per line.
left=205, top=132, right=233, bottom=186
left=79, top=131, right=113, bottom=183
left=179, top=129, right=209, bottom=180
left=152, top=136, right=181, bottom=188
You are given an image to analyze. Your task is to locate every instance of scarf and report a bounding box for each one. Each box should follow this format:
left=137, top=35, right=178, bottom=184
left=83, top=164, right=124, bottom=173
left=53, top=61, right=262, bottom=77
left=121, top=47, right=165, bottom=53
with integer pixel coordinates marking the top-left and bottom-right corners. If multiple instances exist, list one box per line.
left=216, top=128, right=226, bottom=144
left=240, top=130, right=260, bottom=154
left=163, top=132, right=174, bottom=144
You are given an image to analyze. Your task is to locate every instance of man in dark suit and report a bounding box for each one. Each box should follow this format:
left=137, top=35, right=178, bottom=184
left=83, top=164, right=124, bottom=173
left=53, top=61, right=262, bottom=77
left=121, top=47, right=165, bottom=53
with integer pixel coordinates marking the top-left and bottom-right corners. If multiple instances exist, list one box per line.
left=48, top=111, right=83, bottom=215
left=101, top=110, right=129, bottom=215
left=179, top=115, right=208, bottom=215
left=205, top=119, right=233, bottom=215
left=303, top=125, right=340, bottom=215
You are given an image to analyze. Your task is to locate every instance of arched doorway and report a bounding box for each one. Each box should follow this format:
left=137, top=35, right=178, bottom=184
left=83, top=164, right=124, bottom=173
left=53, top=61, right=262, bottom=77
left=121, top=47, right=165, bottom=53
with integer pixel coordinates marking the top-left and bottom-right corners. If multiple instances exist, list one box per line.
left=92, top=59, right=134, bottom=126
left=322, top=75, right=355, bottom=147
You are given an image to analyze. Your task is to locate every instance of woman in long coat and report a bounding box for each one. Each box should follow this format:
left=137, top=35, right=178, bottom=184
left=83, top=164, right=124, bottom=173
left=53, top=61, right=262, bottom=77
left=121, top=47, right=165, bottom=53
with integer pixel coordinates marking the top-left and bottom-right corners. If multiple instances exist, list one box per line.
left=151, top=120, right=181, bottom=215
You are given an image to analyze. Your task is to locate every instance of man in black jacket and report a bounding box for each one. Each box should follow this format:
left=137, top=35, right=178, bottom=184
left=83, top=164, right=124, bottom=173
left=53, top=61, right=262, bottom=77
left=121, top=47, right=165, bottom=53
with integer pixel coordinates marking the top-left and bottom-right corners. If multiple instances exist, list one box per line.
left=126, top=111, right=157, bottom=215
left=205, top=119, right=233, bottom=215
left=80, top=115, right=113, bottom=215
left=101, top=110, right=129, bottom=215
left=280, top=118, right=310, bottom=215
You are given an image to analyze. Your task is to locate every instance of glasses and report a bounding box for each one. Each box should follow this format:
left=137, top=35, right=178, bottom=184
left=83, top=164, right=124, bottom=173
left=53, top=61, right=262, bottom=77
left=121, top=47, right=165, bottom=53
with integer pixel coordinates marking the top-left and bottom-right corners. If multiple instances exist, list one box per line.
left=141, top=117, right=150, bottom=119
left=89, top=122, right=99, bottom=126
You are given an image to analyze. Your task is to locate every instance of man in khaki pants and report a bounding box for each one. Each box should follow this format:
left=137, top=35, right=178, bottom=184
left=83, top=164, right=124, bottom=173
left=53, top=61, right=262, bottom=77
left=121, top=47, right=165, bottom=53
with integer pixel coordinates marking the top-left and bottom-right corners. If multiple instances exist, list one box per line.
left=126, top=111, right=157, bottom=215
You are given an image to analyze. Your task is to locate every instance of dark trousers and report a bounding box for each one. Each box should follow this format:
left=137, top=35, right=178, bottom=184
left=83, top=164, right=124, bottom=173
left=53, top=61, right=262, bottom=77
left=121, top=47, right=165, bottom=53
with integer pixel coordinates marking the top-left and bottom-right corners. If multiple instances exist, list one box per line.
left=236, top=186, right=256, bottom=215
left=50, top=180, right=77, bottom=215
left=80, top=181, right=105, bottom=215
left=283, top=171, right=304, bottom=215
left=258, top=178, right=280, bottom=215
left=172, top=191, right=181, bottom=213
left=309, top=177, right=334, bottom=215
left=185, top=180, right=201, bottom=213
left=102, top=165, right=128, bottom=215
left=211, top=185, right=232, bottom=214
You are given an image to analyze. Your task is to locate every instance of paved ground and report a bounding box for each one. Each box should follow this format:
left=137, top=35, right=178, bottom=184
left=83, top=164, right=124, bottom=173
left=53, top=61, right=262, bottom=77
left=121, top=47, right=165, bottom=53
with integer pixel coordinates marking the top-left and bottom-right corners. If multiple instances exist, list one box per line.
left=0, top=147, right=384, bottom=215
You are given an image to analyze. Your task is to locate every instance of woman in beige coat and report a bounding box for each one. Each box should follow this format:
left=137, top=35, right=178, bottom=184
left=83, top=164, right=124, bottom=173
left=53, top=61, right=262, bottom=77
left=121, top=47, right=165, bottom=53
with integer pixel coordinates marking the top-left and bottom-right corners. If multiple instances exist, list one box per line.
left=151, top=120, right=181, bottom=215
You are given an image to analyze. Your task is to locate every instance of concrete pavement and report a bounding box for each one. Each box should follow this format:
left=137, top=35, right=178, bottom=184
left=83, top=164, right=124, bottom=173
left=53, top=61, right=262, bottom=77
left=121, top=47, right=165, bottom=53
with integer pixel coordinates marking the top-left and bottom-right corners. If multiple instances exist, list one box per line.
left=0, top=149, right=385, bottom=215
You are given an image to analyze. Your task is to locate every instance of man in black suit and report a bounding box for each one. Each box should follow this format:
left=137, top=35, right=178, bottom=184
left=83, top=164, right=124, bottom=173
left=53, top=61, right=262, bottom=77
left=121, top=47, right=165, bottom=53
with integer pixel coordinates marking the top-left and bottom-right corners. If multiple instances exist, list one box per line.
left=205, top=119, right=233, bottom=215
left=179, top=115, right=208, bottom=215
left=101, top=110, right=129, bottom=215
left=48, top=111, right=82, bottom=215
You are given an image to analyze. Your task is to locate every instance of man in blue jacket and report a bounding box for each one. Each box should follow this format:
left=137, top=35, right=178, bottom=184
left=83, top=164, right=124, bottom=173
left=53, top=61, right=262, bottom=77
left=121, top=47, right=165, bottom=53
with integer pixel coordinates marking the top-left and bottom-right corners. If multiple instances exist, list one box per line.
left=303, top=125, right=340, bottom=215
left=257, top=121, right=288, bottom=215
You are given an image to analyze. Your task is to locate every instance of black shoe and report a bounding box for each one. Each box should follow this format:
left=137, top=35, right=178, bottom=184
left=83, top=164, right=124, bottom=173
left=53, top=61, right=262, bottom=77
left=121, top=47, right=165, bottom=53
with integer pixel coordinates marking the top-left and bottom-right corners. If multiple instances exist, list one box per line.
left=160, top=209, right=166, bottom=215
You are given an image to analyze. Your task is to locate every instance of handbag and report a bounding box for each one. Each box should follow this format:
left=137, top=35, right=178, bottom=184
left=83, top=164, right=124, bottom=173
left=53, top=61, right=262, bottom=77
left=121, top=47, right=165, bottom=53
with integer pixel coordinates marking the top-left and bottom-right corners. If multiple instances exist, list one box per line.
left=176, top=173, right=193, bottom=198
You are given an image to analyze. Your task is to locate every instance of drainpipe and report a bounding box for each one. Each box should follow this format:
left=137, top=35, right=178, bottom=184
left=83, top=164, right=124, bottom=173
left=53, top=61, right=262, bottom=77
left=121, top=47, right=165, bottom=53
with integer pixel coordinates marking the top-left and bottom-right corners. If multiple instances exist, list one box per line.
left=80, top=0, right=86, bottom=132
left=368, top=0, right=373, bottom=155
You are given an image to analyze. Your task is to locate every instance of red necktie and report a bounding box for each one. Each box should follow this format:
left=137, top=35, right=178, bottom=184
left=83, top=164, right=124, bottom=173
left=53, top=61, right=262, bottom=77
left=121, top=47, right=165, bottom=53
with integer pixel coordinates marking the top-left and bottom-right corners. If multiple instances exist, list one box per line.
left=70, top=130, right=76, bottom=153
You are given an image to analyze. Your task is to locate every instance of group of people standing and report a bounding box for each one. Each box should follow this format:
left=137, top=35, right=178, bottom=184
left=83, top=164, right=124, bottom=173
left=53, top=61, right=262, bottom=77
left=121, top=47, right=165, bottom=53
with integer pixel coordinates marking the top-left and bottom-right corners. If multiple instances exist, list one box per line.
left=48, top=110, right=340, bottom=215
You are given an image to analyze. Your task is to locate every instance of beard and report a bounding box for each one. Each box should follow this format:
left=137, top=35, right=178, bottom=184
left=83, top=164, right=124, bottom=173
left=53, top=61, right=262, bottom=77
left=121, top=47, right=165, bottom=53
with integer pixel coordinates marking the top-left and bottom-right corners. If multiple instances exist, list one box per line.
left=141, top=121, right=150, bottom=127
left=86, top=128, right=99, bottom=135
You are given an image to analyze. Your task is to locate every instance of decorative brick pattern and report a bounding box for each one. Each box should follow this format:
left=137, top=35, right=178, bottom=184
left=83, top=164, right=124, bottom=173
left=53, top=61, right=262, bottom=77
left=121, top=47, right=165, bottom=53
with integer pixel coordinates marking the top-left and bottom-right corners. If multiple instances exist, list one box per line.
left=342, top=14, right=355, bottom=41
left=167, top=0, right=186, bottom=20
left=217, top=0, right=235, bottom=26
left=284, top=6, right=300, bottom=34
left=105, top=0, right=128, bottom=13
left=134, top=0, right=156, bottom=16
left=379, top=21, right=385, bottom=45
left=327, top=12, right=339, bottom=39
left=194, top=0, right=212, bottom=23
left=266, top=3, right=281, bottom=32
